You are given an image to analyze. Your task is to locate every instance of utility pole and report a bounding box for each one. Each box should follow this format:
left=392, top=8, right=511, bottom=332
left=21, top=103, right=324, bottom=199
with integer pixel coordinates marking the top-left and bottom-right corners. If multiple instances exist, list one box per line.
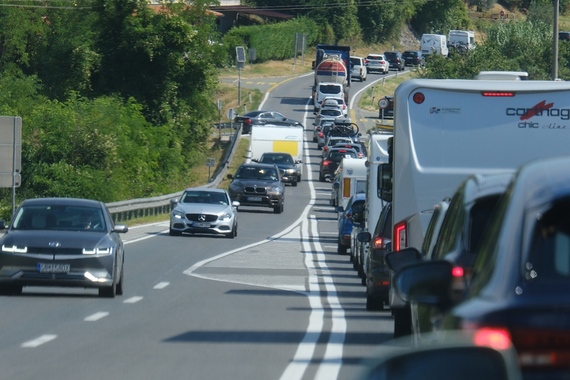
left=553, top=0, right=559, bottom=80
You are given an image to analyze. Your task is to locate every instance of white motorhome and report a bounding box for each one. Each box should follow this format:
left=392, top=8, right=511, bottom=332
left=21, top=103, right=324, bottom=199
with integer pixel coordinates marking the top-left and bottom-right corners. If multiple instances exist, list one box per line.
left=249, top=124, right=304, bottom=177
left=334, top=157, right=367, bottom=212
left=448, top=30, right=475, bottom=50
left=420, top=34, right=449, bottom=57
left=381, top=77, right=570, bottom=336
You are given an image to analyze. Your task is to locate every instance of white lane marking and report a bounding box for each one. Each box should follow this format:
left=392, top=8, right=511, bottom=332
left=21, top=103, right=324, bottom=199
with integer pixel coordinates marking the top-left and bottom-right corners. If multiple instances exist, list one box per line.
left=153, top=282, right=170, bottom=289
left=84, top=312, right=109, bottom=321
left=123, top=296, right=143, bottom=304
left=21, top=334, right=57, bottom=348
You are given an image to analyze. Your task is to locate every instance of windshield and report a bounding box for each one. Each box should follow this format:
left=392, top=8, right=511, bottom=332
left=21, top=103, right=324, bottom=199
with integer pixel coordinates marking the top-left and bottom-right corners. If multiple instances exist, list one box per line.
left=11, top=205, right=106, bottom=231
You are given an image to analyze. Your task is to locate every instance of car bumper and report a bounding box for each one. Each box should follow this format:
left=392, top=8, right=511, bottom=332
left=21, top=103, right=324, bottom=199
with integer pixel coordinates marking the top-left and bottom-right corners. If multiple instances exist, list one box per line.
left=0, top=252, right=117, bottom=289
left=170, top=217, right=235, bottom=235
left=230, top=193, right=283, bottom=208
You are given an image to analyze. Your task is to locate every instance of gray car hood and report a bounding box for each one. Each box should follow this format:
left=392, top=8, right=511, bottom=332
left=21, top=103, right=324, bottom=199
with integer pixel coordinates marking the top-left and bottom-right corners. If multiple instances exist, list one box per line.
left=1, top=230, right=111, bottom=249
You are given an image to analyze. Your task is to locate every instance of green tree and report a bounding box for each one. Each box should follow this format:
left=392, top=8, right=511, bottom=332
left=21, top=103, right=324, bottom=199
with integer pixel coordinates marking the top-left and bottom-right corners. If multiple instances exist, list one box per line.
left=357, top=0, right=415, bottom=43
left=411, top=0, right=470, bottom=35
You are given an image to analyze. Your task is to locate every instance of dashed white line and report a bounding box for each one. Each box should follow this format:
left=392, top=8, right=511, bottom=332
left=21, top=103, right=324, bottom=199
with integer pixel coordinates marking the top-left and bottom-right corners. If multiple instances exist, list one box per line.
left=84, top=312, right=109, bottom=321
left=123, top=296, right=143, bottom=303
left=153, top=282, right=170, bottom=289
left=21, top=334, right=57, bottom=348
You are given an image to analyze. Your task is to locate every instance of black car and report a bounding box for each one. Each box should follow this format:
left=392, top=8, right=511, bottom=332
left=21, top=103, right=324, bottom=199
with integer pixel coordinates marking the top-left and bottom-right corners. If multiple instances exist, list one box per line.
left=0, top=197, right=128, bottom=297
left=402, top=50, right=426, bottom=67
left=318, top=147, right=358, bottom=182
left=359, top=202, right=392, bottom=311
left=391, top=156, right=570, bottom=377
left=384, top=51, right=405, bottom=71
left=233, top=110, right=303, bottom=134
left=227, top=162, right=285, bottom=213
left=255, top=152, right=301, bottom=186
left=559, top=31, right=570, bottom=40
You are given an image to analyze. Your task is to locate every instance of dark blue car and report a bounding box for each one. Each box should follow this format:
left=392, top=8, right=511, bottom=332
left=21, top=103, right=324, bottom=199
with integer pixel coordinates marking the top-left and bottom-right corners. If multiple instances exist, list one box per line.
left=337, top=193, right=365, bottom=255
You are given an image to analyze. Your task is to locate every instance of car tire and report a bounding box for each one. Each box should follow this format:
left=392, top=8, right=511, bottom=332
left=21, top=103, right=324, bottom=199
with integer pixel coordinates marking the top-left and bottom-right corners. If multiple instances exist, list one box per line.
left=274, top=204, right=283, bottom=214
left=0, top=284, right=22, bottom=295
left=116, top=265, right=124, bottom=296
left=366, top=294, right=384, bottom=311
left=169, top=228, right=182, bottom=236
left=99, top=282, right=116, bottom=298
left=393, top=306, right=413, bottom=338
left=337, top=239, right=348, bottom=255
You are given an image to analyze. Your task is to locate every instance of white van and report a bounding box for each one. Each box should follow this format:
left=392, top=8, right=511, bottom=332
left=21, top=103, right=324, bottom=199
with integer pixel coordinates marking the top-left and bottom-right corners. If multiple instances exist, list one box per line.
left=313, top=82, right=344, bottom=112
left=334, top=157, right=367, bottom=211
left=448, top=30, right=475, bottom=50
left=420, top=34, right=449, bottom=57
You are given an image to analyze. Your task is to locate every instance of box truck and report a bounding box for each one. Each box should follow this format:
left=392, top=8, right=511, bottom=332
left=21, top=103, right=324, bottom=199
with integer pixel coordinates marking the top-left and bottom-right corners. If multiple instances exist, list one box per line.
left=250, top=124, right=304, bottom=178
left=378, top=76, right=570, bottom=336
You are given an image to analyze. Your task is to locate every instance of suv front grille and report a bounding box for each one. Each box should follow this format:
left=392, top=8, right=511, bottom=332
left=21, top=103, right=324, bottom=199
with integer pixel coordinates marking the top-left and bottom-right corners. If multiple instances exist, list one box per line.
left=244, top=186, right=267, bottom=195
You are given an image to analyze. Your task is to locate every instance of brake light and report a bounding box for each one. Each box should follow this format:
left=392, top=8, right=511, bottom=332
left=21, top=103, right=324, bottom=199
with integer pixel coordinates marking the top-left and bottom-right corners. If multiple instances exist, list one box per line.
left=322, top=160, right=332, bottom=167
left=481, top=91, right=515, bottom=97
left=394, top=221, right=407, bottom=251
left=473, top=327, right=513, bottom=351
left=319, top=132, right=323, bottom=137
left=451, top=266, right=464, bottom=277
left=372, top=236, right=384, bottom=249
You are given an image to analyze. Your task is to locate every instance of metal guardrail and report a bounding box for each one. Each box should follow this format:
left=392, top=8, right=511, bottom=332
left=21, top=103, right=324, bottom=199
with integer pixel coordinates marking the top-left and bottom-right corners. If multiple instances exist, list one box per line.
left=106, top=125, right=242, bottom=222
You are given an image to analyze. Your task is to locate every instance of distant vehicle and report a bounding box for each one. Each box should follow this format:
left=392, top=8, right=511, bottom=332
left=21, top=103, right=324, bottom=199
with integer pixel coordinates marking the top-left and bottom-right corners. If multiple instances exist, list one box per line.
left=313, top=82, right=345, bottom=112
left=365, top=53, right=389, bottom=74
left=0, top=197, right=128, bottom=297
left=358, top=202, right=392, bottom=310
left=350, top=56, right=367, bottom=82
left=333, top=157, right=367, bottom=211
left=448, top=30, right=476, bottom=51
left=227, top=163, right=285, bottom=214
left=559, top=31, right=570, bottom=40
left=337, top=193, right=366, bottom=255
left=420, top=33, right=449, bottom=57
left=255, top=152, right=301, bottom=186
left=391, top=155, right=570, bottom=378
left=321, top=136, right=354, bottom=158
left=402, top=50, right=426, bottom=67
left=383, top=51, right=405, bottom=71
left=318, top=97, right=348, bottom=117
left=315, top=108, right=344, bottom=126
left=233, top=110, right=303, bottom=134
left=319, top=147, right=358, bottom=182
left=169, top=188, right=239, bottom=238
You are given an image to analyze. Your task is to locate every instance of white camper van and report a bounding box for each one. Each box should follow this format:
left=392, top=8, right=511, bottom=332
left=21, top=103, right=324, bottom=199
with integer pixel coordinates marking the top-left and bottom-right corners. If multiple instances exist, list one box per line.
left=448, top=30, right=475, bottom=50
left=334, top=157, right=367, bottom=212
left=379, top=76, right=570, bottom=336
left=420, top=34, right=449, bottom=57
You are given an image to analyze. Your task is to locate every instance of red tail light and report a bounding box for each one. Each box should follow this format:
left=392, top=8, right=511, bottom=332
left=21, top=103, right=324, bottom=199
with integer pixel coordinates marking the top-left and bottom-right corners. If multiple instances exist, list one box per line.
left=451, top=266, right=464, bottom=277
left=323, top=160, right=332, bottom=167
left=473, top=327, right=513, bottom=351
left=393, top=221, right=407, bottom=251
left=372, top=236, right=384, bottom=249
left=319, top=132, right=323, bottom=137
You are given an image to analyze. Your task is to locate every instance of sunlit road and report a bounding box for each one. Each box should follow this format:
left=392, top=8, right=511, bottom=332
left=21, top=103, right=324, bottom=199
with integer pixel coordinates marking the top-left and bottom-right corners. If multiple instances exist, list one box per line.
left=0, top=71, right=399, bottom=380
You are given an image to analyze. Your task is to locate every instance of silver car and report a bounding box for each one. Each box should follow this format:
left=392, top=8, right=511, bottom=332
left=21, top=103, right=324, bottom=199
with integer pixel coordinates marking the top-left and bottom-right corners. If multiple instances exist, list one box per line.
left=169, top=188, right=239, bottom=238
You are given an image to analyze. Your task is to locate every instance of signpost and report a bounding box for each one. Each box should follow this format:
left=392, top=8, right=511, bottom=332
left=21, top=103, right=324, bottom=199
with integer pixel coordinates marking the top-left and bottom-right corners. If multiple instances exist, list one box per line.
left=236, top=46, right=246, bottom=106
left=0, top=116, right=22, bottom=216
left=206, top=158, right=215, bottom=180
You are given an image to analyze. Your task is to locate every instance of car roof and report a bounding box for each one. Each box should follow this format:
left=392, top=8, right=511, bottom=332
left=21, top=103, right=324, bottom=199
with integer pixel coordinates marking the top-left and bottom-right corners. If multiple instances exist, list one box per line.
left=239, top=162, right=277, bottom=169
left=183, top=187, right=227, bottom=194
left=20, top=197, right=103, bottom=208
left=261, top=152, right=293, bottom=157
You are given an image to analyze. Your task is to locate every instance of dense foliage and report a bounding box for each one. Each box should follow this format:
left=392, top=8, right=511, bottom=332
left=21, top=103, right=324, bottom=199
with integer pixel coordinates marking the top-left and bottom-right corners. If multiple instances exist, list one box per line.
left=0, top=0, right=224, bottom=219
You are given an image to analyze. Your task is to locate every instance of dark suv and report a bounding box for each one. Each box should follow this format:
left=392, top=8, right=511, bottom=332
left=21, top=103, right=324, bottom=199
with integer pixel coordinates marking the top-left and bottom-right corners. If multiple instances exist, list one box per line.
left=402, top=50, right=426, bottom=67
left=383, top=51, right=405, bottom=71
left=227, top=163, right=285, bottom=213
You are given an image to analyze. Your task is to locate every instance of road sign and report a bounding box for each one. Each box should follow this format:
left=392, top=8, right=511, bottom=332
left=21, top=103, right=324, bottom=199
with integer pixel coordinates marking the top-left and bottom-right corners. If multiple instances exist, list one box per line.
left=206, top=158, right=215, bottom=167
left=227, top=108, right=236, bottom=120
left=378, top=98, right=389, bottom=109
left=0, top=116, right=22, bottom=188
left=236, top=46, right=246, bottom=63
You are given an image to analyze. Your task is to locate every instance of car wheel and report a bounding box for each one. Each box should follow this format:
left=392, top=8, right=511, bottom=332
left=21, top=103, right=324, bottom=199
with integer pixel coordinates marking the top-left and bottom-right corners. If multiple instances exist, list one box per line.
left=393, top=306, right=413, bottom=338
left=226, top=225, right=236, bottom=238
left=0, top=284, right=22, bottom=295
left=169, top=228, right=182, bottom=236
left=366, top=294, right=384, bottom=311
left=274, top=204, right=283, bottom=214
left=114, top=264, right=124, bottom=296
left=337, top=239, right=348, bottom=255
left=99, top=282, right=116, bottom=298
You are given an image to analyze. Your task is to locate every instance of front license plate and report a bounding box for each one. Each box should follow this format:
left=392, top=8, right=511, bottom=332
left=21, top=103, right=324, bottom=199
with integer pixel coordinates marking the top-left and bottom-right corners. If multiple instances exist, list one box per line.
left=37, top=263, right=70, bottom=273
left=193, top=222, right=210, bottom=228
left=248, top=196, right=262, bottom=202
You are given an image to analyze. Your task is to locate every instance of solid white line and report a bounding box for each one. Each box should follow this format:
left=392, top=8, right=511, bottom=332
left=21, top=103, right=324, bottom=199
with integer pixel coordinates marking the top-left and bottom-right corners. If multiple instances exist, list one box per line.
left=84, top=312, right=109, bottom=321
left=21, top=334, right=57, bottom=348
left=123, top=296, right=143, bottom=304
left=153, top=282, right=170, bottom=289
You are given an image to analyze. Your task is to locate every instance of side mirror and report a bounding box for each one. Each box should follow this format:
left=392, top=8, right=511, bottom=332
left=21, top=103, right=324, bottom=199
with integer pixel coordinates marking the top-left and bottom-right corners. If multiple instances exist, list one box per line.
left=394, top=260, right=453, bottom=307
left=170, top=198, right=179, bottom=205
left=336, top=206, right=344, bottom=213
left=113, top=224, right=129, bottom=234
left=385, top=248, right=422, bottom=273
left=358, top=231, right=372, bottom=243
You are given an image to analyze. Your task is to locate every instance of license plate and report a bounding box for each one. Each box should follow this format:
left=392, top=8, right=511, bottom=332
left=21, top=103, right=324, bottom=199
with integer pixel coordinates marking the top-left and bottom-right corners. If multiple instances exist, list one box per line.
left=193, top=222, right=210, bottom=228
left=37, top=263, right=70, bottom=273
left=248, top=196, right=262, bottom=202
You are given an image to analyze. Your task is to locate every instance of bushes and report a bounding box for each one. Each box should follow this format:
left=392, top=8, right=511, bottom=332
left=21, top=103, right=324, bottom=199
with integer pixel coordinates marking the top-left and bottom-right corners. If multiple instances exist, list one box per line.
left=223, top=17, right=320, bottom=63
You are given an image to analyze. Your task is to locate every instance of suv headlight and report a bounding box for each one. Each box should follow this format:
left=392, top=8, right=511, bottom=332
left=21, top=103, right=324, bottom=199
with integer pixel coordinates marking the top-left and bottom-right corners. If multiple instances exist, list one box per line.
left=172, top=209, right=185, bottom=219
left=269, top=186, right=283, bottom=194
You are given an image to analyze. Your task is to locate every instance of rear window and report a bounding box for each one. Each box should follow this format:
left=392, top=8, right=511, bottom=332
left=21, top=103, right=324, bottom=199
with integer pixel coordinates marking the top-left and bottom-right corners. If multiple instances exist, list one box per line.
left=350, top=57, right=362, bottom=66
left=319, top=84, right=342, bottom=94
left=366, top=55, right=383, bottom=60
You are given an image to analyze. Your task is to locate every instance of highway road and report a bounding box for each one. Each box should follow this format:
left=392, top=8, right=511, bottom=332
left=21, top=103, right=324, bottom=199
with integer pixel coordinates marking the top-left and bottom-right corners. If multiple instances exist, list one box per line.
left=0, top=70, right=405, bottom=380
